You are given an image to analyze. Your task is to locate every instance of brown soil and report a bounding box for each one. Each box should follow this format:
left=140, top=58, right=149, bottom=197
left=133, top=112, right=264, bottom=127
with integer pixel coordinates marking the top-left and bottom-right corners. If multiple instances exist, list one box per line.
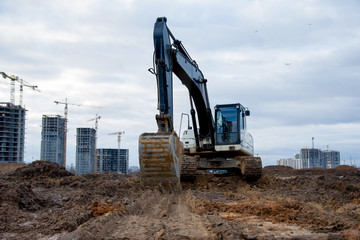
left=0, top=162, right=27, bottom=175
left=1, top=161, right=359, bottom=239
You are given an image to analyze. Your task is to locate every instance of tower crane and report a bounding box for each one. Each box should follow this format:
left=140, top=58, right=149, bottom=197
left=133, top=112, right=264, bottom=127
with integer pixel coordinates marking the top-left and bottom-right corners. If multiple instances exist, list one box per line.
left=1, top=71, right=39, bottom=106
left=88, top=114, right=101, bottom=172
left=54, top=99, right=101, bottom=167
left=109, top=131, right=125, bottom=173
left=88, top=114, right=101, bottom=131
left=54, top=98, right=81, bottom=167
left=54, top=98, right=81, bottom=124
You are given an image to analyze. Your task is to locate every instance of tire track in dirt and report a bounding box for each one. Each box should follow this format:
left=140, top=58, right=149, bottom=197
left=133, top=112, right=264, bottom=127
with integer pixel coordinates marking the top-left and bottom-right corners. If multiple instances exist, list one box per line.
left=111, top=190, right=214, bottom=239
left=165, top=193, right=212, bottom=239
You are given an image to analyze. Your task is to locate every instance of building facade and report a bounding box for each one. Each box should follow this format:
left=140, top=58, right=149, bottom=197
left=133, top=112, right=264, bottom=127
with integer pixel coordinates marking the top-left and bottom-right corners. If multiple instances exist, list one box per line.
left=76, top=127, right=96, bottom=174
left=300, top=148, right=325, bottom=168
left=0, top=102, right=25, bottom=163
left=40, top=115, right=66, bottom=166
left=322, top=150, right=341, bottom=169
left=277, top=156, right=302, bottom=169
left=96, top=148, right=129, bottom=174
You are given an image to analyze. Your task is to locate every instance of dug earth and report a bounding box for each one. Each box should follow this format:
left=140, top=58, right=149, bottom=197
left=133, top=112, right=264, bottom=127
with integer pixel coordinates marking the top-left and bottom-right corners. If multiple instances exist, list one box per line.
left=0, top=161, right=359, bottom=240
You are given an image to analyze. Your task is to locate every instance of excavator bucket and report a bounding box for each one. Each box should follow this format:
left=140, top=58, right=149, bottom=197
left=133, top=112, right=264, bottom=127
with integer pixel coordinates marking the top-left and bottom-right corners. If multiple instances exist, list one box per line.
left=139, top=132, right=183, bottom=190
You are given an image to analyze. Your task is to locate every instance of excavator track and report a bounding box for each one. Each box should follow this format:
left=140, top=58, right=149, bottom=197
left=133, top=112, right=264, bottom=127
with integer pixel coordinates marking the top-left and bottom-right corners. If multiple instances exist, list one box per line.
left=139, top=132, right=183, bottom=190
left=180, top=155, right=199, bottom=181
left=181, top=155, right=262, bottom=181
left=238, top=156, right=262, bottom=180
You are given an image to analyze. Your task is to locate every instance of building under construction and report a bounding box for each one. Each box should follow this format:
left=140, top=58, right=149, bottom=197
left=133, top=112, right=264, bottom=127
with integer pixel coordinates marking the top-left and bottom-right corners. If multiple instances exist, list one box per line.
left=301, top=148, right=325, bottom=168
left=0, top=102, right=26, bottom=163
left=40, top=115, right=66, bottom=167
left=278, top=148, right=341, bottom=169
left=76, top=127, right=96, bottom=174
left=322, top=150, right=341, bottom=169
left=96, top=148, right=129, bottom=174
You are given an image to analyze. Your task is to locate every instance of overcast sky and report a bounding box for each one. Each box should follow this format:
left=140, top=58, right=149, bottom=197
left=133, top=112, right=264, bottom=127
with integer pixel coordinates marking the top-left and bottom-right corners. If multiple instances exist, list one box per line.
left=1, top=0, right=359, bottom=167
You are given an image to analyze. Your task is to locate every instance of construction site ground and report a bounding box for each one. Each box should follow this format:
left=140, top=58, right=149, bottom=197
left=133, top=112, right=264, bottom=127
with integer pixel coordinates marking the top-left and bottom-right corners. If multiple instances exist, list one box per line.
left=0, top=161, right=359, bottom=240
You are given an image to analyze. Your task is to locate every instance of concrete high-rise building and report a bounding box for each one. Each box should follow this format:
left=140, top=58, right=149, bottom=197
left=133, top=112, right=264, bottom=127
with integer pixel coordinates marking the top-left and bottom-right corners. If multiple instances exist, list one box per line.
left=76, top=127, right=96, bottom=174
left=0, top=102, right=25, bottom=163
left=300, top=148, right=325, bottom=168
left=118, top=148, right=129, bottom=174
left=96, top=148, right=129, bottom=174
left=322, top=150, right=341, bottom=169
left=40, top=115, right=66, bottom=166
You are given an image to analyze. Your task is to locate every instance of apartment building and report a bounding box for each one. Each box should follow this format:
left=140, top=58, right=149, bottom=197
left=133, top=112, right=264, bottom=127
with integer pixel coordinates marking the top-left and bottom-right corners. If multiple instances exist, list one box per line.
left=96, top=148, right=129, bottom=174
left=75, top=127, right=96, bottom=174
left=40, top=115, right=66, bottom=166
left=0, top=102, right=25, bottom=163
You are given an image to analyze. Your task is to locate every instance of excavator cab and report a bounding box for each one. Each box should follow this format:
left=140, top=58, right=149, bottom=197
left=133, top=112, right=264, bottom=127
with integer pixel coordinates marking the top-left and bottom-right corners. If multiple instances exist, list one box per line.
left=214, top=103, right=254, bottom=156
left=215, top=104, right=241, bottom=145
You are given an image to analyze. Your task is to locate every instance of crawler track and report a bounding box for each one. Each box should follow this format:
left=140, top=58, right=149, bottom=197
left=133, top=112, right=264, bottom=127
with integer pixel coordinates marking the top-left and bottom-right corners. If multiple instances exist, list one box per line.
left=180, top=155, right=199, bottom=180
left=239, top=156, right=262, bottom=180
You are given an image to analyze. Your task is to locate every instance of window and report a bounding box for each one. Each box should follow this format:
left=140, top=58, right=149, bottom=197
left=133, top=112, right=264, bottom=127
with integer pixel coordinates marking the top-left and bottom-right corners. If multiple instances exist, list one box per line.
left=215, top=105, right=239, bottom=145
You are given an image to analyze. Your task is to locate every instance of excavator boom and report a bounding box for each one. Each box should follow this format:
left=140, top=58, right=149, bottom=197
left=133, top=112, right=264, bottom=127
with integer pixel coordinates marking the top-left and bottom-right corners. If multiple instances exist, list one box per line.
left=139, top=17, right=214, bottom=188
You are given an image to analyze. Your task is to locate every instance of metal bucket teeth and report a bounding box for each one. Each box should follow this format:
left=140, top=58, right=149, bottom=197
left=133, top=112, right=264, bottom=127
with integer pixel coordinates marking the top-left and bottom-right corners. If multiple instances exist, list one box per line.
left=139, top=132, right=183, bottom=189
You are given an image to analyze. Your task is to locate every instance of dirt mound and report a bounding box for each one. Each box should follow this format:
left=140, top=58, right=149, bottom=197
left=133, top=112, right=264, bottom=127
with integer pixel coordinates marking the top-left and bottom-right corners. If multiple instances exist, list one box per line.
left=88, top=200, right=127, bottom=217
left=0, top=162, right=27, bottom=175
left=9, top=160, right=74, bottom=179
left=263, top=165, right=359, bottom=178
left=0, top=182, right=51, bottom=211
left=336, top=165, right=359, bottom=171
left=263, top=165, right=294, bottom=175
left=187, top=171, right=360, bottom=239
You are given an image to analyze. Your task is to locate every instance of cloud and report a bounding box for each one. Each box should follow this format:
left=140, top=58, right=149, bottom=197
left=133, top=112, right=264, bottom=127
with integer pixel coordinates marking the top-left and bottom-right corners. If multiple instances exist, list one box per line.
left=1, top=0, right=360, bottom=168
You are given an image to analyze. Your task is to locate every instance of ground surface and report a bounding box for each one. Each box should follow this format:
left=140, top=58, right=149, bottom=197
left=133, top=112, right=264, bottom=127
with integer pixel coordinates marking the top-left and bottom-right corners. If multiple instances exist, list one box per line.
left=0, top=161, right=359, bottom=240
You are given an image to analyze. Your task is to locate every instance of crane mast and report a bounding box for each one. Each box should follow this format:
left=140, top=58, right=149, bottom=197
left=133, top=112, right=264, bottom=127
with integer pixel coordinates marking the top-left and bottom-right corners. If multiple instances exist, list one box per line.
left=88, top=114, right=101, bottom=172
left=54, top=99, right=101, bottom=167
left=54, top=98, right=81, bottom=167
left=109, top=131, right=125, bottom=173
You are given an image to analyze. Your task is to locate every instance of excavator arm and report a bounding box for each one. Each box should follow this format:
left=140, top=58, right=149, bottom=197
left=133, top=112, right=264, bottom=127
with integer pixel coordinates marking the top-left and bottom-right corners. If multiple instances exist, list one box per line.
left=153, top=17, right=214, bottom=144
left=139, top=17, right=215, bottom=188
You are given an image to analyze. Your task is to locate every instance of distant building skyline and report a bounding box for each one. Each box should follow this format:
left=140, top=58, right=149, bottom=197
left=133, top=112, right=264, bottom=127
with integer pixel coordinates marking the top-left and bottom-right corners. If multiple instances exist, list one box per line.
left=278, top=148, right=341, bottom=169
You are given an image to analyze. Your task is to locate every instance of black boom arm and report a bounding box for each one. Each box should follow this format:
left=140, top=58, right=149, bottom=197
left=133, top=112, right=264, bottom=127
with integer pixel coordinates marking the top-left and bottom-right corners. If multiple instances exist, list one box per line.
left=153, top=17, right=214, bottom=142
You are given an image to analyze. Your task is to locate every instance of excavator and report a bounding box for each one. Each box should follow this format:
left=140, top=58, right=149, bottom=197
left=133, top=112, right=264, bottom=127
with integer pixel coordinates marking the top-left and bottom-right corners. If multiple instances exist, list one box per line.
left=139, top=17, right=262, bottom=188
